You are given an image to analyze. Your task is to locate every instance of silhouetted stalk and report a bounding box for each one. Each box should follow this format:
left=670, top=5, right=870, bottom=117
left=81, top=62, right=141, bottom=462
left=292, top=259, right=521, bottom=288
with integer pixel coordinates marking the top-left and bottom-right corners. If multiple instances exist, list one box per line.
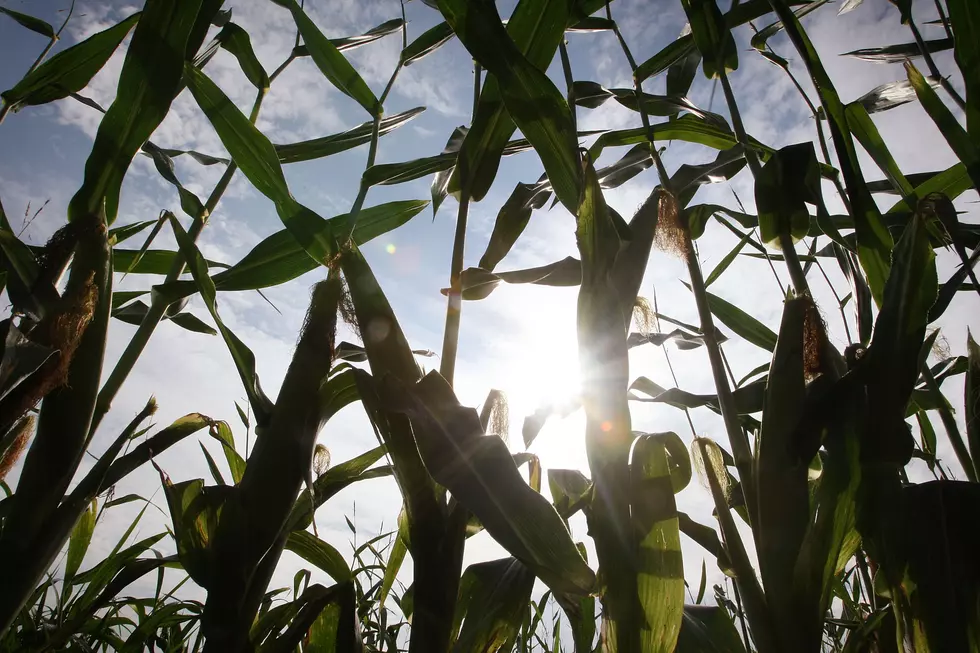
left=438, top=63, right=481, bottom=386
left=719, top=69, right=810, bottom=296
left=907, top=15, right=966, bottom=111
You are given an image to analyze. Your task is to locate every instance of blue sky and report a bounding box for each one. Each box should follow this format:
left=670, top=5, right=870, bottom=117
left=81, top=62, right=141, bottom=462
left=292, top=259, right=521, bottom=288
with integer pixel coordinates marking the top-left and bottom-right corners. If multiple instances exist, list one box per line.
left=1, top=0, right=977, bottom=616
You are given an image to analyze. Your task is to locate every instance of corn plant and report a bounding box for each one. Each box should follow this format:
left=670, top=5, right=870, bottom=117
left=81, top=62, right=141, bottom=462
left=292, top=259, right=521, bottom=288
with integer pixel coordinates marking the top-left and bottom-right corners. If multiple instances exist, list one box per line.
left=1, top=0, right=979, bottom=651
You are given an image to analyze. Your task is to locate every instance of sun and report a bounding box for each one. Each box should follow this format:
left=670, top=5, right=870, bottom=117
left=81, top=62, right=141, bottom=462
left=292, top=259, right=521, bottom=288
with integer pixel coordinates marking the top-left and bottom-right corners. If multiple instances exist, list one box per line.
left=505, top=320, right=590, bottom=472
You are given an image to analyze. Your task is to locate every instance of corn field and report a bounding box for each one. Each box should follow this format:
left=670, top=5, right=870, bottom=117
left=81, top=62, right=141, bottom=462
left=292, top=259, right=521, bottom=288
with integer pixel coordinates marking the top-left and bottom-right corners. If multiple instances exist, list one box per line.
left=0, top=0, right=978, bottom=650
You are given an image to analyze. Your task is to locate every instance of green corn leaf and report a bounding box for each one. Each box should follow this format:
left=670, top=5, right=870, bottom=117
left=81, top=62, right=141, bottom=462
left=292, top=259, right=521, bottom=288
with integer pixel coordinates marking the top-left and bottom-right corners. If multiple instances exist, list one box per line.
left=68, top=0, right=210, bottom=224
left=284, top=437, right=390, bottom=528
left=0, top=7, right=55, bottom=38
left=755, top=142, right=829, bottom=246
left=140, top=143, right=206, bottom=218
left=154, top=200, right=427, bottom=305
left=111, top=248, right=227, bottom=275
left=966, top=332, right=980, bottom=477
left=766, top=0, right=893, bottom=305
left=906, top=61, right=980, bottom=191
left=184, top=64, right=340, bottom=265
left=275, top=108, right=423, bottom=164
left=112, top=299, right=217, bottom=336
left=683, top=283, right=777, bottom=351
left=401, top=21, right=454, bottom=65
left=865, top=212, right=937, bottom=464
left=381, top=370, right=595, bottom=596
left=855, top=76, right=941, bottom=114
left=750, top=0, right=832, bottom=51
left=169, top=215, right=274, bottom=425
left=635, top=0, right=810, bottom=82
left=284, top=531, right=352, bottom=583
left=438, top=0, right=582, bottom=211
left=209, top=421, right=246, bottom=485
left=454, top=256, right=582, bottom=301
left=200, top=442, right=227, bottom=485
left=841, top=38, right=953, bottom=63
left=676, top=605, right=746, bottom=653
left=64, top=498, right=98, bottom=584
left=478, top=182, right=553, bottom=272
left=295, top=17, right=404, bottom=54
left=755, top=297, right=810, bottom=650
left=378, top=506, right=409, bottom=609
left=453, top=558, right=536, bottom=653
left=635, top=36, right=698, bottom=84
left=945, top=0, right=980, bottom=145
left=216, top=23, right=269, bottom=90
left=575, top=153, right=637, bottom=648
left=899, top=481, right=980, bottom=652
left=108, top=218, right=160, bottom=246
left=159, top=474, right=231, bottom=589
left=95, top=413, right=213, bottom=495
left=667, top=38, right=703, bottom=98
left=266, top=582, right=359, bottom=653
left=631, top=433, right=688, bottom=653
left=629, top=376, right=766, bottom=415
left=680, top=0, right=738, bottom=79
left=844, top=102, right=915, bottom=200
left=278, top=0, right=378, bottom=115
left=706, top=228, right=754, bottom=286
left=1, top=13, right=139, bottom=110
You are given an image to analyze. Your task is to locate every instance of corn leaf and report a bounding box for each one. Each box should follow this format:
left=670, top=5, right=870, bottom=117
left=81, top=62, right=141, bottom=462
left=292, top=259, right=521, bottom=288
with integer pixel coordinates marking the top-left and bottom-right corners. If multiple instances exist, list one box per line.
left=68, top=0, right=208, bottom=223
left=767, top=0, right=894, bottom=305
left=453, top=558, right=535, bottom=653
left=1, top=13, right=139, bottom=110
left=275, top=108, right=423, bottom=164
left=216, top=23, right=269, bottom=90
left=278, top=0, right=378, bottom=115
left=680, top=0, right=738, bottom=78
left=284, top=531, right=352, bottom=583
left=402, top=21, right=454, bottom=65
left=844, top=103, right=915, bottom=200
left=841, top=38, right=952, bottom=63
left=676, top=605, right=746, bottom=653
left=966, top=332, right=980, bottom=477
left=0, top=7, right=55, bottom=38
left=184, top=64, right=340, bottom=265
left=865, top=212, right=937, bottom=464
left=755, top=298, right=810, bottom=650
left=438, top=0, right=582, bottom=211
left=64, top=498, right=98, bottom=584
left=945, top=0, right=980, bottom=145
left=169, top=215, right=274, bottom=425
left=632, top=433, right=689, bottom=652
left=906, top=61, right=980, bottom=191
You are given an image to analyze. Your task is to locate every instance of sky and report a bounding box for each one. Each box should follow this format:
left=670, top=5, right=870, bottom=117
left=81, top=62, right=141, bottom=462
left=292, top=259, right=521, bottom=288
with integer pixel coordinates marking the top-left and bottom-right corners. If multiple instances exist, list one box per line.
left=0, top=0, right=977, bottom=632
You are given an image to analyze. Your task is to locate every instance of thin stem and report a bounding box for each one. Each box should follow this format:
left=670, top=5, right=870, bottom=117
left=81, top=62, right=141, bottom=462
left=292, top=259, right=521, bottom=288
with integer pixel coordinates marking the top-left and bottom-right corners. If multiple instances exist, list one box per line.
left=731, top=578, right=753, bottom=650
left=719, top=69, right=810, bottom=296
left=684, top=230, right=757, bottom=526
left=340, top=61, right=405, bottom=244
left=813, top=243, right=854, bottom=344
left=932, top=0, right=953, bottom=39
left=558, top=40, right=576, bottom=135
left=438, top=63, right=481, bottom=386
left=908, top=16, right=966, bottom=112
left=90, top=86, right=265, bottom=433
left=856, top=550, right=877, bottom=611
left=269, top=55, right=295, bottom=84
left=607, top=5, right=670, bottom=188
left=922, top=364, right=977, bottom=481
